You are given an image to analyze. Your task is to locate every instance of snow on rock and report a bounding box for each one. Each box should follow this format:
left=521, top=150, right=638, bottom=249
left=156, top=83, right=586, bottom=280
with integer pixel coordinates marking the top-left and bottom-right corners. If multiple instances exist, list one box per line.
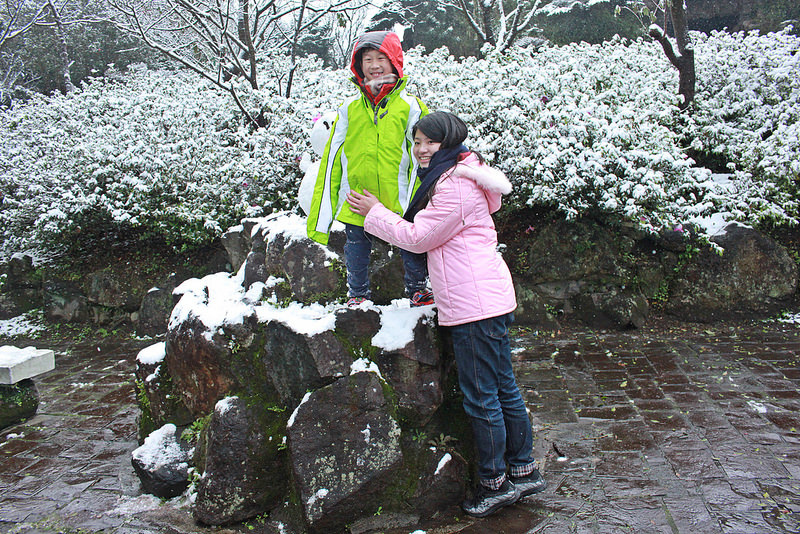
left=131, top=423, right=191, bottom=499
left=132, top=424, right=188, bottom=472
left=287, top=391, right=312, bottom=428
left=350, top=358, right=382, bottom=379
left=215, top=396, right=238, bottom=416
left=255, top=301, right=337, bottom=337
left=435, top=453, right=452, bottom=476
left=136, top=342, right=166, bottom=365
left=169, top=271, right=253, bottom=339
left=372, top=302, right=437, bottom=351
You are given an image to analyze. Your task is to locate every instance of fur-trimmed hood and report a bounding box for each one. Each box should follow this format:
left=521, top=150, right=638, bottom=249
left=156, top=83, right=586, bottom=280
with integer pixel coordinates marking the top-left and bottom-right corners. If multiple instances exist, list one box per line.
left=443, top=152, right=512, bottom=214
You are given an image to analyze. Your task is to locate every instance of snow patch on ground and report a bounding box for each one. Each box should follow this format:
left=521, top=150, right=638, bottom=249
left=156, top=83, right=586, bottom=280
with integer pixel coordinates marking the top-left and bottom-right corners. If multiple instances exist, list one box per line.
left=0, top=313, right=44, bottom=338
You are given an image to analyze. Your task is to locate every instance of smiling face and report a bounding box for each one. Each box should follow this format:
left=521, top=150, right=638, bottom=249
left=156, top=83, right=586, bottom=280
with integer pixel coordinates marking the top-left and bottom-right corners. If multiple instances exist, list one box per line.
left=413, top=130, right=442, bottom=168
left=361, top=49, right=394, bottom=82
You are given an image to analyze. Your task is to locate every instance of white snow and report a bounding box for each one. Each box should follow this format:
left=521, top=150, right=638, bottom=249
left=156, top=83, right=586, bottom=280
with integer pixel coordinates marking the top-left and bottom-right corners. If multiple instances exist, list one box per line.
left=131, top=423, right=188, bottom=471
left=0, top=314, right=44, bottom=337
left=287, top=391, right=312, bottom=428
left=3, top=30, right=799, bottom=260
left=434, top=453, right=452, bottom=475
left=372, top=303, right=436, bottom=351
left=256, top=302, right=337, bottom=337
left=351, top=358, right=382, bottom=380
left=215, top=396, right=238, bottom=416
left=136, top=342, right=166, bottom=365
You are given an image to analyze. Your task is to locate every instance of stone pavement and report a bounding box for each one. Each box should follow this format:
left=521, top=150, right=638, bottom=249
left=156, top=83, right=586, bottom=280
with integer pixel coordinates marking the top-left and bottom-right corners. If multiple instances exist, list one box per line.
left=1, top=317, right=799, bottom=534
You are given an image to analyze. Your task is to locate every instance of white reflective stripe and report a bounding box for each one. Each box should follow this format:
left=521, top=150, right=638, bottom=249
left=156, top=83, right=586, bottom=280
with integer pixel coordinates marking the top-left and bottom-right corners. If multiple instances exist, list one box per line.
left=398, top=91, right=424, bottom=210
left=336, top=151, right=350, bottom=217
left=315, top=101, right=353, bottom=234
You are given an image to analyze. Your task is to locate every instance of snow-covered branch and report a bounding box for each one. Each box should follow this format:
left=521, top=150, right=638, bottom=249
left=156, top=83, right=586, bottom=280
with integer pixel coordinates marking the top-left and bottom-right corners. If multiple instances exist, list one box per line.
left=442, top=0, right=543, bottom=52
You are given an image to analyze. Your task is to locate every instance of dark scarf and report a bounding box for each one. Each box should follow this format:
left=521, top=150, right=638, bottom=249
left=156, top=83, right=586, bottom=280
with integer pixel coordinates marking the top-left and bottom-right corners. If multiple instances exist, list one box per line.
left=404, top=144, right=468, bottom=222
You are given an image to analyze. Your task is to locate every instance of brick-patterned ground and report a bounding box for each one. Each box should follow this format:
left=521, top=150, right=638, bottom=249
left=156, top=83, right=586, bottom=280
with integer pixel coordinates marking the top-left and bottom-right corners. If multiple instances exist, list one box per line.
left=1, top=317, right=799, bottom=533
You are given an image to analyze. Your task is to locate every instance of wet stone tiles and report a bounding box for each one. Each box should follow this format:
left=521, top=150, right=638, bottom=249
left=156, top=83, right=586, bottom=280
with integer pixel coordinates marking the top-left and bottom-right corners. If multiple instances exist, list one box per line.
left=1, top=319, right=799, bottom=533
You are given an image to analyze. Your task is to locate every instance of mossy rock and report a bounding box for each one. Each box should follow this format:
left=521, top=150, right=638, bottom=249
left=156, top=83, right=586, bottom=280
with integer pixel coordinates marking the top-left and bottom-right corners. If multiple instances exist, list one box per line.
left=1, top=379, right=39, bottom=429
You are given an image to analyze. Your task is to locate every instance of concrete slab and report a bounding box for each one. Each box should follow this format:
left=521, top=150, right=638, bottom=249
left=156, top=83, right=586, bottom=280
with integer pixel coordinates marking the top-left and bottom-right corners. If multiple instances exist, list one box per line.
left=0, top=346, right=55, bottom=384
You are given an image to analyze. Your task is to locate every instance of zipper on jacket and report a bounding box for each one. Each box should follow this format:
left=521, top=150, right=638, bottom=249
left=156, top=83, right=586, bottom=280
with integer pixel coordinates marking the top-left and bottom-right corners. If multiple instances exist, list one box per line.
left=373, top=99, right=388, bottom=125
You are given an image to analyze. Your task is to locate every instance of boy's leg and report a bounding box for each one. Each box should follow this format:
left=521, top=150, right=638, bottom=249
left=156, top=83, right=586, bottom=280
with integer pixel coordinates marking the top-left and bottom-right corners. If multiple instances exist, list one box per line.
left=344, top=223, right=372, bottom=298
left=399, top=249, right=428, bottom=297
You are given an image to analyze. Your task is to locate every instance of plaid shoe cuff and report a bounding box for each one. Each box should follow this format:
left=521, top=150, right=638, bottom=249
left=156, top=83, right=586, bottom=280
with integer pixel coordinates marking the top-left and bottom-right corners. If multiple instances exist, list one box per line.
left=509, top=461, right=537, bottom=478
left=481, top=473, right=507, bottom=491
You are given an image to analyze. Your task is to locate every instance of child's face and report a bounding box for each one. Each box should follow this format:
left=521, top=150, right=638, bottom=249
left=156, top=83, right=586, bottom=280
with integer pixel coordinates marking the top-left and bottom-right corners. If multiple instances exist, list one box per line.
left=361, top=49, right=394, bottom=82
left=413, top=131, right=442, bottom=168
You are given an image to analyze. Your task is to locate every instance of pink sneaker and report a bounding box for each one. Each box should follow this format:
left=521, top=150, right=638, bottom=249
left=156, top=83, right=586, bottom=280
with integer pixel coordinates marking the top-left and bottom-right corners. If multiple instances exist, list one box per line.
left=346, top=296, right=369, bottom=307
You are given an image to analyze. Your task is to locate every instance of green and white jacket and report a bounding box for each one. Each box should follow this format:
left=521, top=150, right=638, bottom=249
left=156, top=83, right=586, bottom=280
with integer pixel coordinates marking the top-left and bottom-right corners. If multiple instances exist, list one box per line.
left=306, top=32, right=428, bottom=245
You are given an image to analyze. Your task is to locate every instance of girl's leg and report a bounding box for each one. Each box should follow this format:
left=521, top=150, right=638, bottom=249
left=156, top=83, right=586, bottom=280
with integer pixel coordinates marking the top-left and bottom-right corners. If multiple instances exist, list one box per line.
left=450, top=315, right=511, bottom=489
left=344, top=223, right=372, bottom=298
left=494, top=314, right=536, bottom=476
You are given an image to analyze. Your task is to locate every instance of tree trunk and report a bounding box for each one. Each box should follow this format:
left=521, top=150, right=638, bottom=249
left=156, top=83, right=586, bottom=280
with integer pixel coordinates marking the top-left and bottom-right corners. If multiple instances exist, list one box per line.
left=669, top=0, right=695, bottom=108
left=48, top=0, right=75, bottom=94
left=649, top=1, right=695, bottom=109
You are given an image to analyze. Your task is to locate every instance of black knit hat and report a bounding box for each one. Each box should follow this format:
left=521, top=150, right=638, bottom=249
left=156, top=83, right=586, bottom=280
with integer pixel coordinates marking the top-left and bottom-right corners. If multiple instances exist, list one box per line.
left=413, top=112, right=468, bottom=149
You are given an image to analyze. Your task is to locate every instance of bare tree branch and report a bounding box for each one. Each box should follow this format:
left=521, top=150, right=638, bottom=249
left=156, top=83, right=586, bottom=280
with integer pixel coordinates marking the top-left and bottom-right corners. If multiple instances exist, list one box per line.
left=1, top=0, right=51, bottom=51
left=106, top=0, right=376, bottom=123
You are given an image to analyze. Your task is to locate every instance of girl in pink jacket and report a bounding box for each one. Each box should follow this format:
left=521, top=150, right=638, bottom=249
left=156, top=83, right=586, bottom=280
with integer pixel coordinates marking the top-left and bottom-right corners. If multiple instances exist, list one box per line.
left=347, top=112, right=546, bottom=518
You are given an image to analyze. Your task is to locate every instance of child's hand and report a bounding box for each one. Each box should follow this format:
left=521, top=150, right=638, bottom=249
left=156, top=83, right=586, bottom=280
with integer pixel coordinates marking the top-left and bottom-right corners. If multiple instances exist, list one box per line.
left=347, top=189, right=381, bottom=216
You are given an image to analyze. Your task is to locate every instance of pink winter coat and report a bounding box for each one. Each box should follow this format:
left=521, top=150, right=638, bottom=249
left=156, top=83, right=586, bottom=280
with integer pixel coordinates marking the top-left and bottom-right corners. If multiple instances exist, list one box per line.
left=364, top=152, right=516, bottom=326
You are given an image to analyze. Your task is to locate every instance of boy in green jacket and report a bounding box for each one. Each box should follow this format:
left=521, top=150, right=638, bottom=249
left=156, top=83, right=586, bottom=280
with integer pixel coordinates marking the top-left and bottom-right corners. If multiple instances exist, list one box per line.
left=306, top=31, right=431, bottom=307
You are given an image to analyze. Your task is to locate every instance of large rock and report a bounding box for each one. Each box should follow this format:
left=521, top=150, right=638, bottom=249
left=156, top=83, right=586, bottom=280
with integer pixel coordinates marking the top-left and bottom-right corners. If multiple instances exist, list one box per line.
left=501, top=215, right=798, bottom=328
left=287, top=371, right=403, bottom=533
left=42, top=279, right=89, bottom=322
left=85, top=270, right=141, bottom=311
left=666, top=223, right=798, bottom=321
left=138, top=266, right=471, bottom=528
left=194, top=397, right=287, bottom=525
left=136, top=275, right=179, bottom=336
left=229, top=213, right=407, bottom=305
left=504, top=217, right=652, bottom=328
left=164, top=314, right=243, bottom=416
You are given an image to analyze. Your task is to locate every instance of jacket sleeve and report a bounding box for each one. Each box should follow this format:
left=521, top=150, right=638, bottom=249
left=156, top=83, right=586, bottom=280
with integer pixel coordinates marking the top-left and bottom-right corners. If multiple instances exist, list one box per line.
left=306, top=107, right=348, bottom=245
left=364, top=178, right=477, bottom=254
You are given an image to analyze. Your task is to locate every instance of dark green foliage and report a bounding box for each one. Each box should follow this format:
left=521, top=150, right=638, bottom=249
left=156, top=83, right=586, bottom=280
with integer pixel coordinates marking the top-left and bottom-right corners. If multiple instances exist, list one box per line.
left=5, top=20, right=163, bottom=98
left=368, top=0, right=483, bottom=57
left=537, top=0, right=645, bottom=45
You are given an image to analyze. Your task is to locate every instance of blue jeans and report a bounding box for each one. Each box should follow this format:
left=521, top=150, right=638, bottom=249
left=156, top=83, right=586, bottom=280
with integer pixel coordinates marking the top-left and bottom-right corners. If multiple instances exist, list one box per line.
left=450, top=312, right=535, bottom=486
left=344, top=223, right=427, bottom=298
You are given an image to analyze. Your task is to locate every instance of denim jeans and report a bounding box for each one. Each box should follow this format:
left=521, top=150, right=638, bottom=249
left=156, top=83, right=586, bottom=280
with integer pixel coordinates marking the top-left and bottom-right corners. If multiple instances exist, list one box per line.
left=450, top=312, right=535, bottom=485
left=344, top=223, right=428, bottom=298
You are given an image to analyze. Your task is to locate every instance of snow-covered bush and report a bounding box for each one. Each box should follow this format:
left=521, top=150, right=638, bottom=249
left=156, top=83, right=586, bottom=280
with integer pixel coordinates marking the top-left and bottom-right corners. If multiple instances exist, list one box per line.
left=0, top=61, right=334, bottom=256
left=410, top=39, right=723, bottom=231
left=1, top=31, right=798, bottom=260
left=688, top=28, right=800, bottom=223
